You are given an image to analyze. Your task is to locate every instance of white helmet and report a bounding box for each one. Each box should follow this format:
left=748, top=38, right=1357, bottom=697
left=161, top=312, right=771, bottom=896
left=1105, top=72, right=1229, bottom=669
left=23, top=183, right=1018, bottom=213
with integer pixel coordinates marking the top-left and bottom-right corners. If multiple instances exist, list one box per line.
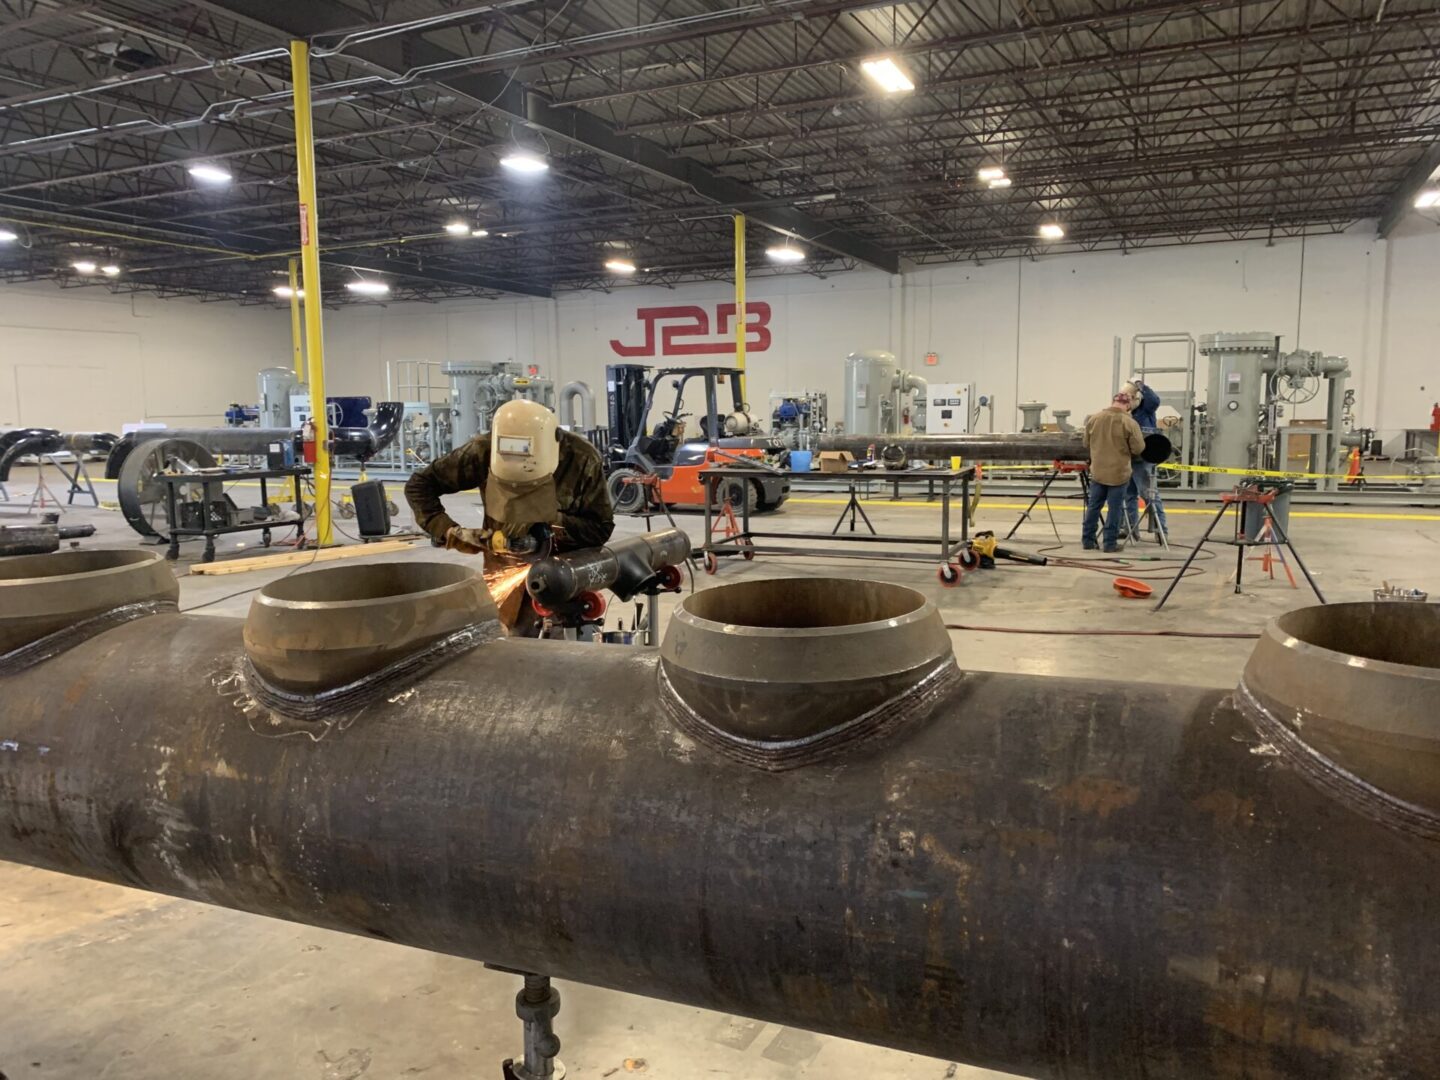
left=490, top=399, right=559, bottom=483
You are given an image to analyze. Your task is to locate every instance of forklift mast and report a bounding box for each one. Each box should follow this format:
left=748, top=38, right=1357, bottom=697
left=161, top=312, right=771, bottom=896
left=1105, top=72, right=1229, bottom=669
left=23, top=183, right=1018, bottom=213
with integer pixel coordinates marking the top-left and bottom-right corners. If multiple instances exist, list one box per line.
left=605, top=364, right=651, bottom=450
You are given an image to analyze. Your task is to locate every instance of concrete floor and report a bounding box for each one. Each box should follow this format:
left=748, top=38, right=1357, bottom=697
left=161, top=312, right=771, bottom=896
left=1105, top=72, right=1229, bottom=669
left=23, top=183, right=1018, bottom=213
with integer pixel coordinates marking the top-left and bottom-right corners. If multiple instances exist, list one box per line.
left=3, top=462, right=1437, bottom=1080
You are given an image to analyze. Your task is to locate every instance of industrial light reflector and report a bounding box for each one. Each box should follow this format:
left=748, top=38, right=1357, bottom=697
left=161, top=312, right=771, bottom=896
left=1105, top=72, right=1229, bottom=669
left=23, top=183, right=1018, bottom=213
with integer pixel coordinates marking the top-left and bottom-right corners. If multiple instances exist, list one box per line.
left=71, top=260, right=97, bottom=274
left=987, top=176, right=1012, bottom=189
left=500, top=151, right=549, bottom=174
left=101, top=264, right=121, bottom=276
left=766, top=243, right=805, bottom=264
left=1038, top=222, right=1065, bottom=240
left=444, top=221, right=472, bottom=236
left=861, top=57, right=914, bottom=94
left=472, top=228, right=490, bottom=238
left=273, top=285, right=303, bottom=299
left=0, top=228, right=17, bottom=242
left=604, top=258, right=637, bottom=275
left=188, top=163, right=232, bottom=185
left=1415, top=189, right=1440, bottom=209
left=977, top=166, right=1006, bottom=182
left=346, top=279, right=390, bottom=296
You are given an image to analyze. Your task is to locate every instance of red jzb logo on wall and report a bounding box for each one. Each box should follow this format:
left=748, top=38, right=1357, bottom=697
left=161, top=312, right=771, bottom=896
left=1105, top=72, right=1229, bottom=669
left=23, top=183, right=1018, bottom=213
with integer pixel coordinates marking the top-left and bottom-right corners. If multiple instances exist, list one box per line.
left=609, top=303, right=773, bottom=358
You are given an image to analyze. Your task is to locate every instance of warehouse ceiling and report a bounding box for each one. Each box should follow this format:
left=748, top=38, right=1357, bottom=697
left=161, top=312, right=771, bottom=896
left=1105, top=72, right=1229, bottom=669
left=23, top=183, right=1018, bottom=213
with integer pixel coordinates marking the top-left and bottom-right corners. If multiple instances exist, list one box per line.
left=0, top=0, right=1436, bottom=305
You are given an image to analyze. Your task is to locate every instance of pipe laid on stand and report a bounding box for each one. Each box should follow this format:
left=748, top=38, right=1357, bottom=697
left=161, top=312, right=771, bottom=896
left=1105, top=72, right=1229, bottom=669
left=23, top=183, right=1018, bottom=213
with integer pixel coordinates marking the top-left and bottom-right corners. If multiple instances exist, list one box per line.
left=815, top=430, right=1086, bottom=462
left=1, top=558, right=1437, bottom=1080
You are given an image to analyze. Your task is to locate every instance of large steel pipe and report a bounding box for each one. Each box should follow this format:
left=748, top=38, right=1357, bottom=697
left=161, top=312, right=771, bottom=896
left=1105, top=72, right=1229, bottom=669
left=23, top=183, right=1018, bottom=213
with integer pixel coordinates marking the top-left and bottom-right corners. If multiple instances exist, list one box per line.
left=0, top=564, right=1438, bottom=1079
left=815, top=431, right=1086, bottom=462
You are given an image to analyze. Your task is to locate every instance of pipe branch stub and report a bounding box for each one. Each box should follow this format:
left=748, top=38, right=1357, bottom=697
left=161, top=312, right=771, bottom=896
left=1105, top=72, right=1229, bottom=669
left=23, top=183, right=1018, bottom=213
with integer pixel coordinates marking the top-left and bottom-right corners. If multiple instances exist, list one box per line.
left=1239, top=601, right=1440, bottom=820
left=243, top=560, right=497, bottom=694
left=0, top=549, right=178, bottom=655
left=660, top=577, right=956, bottom=752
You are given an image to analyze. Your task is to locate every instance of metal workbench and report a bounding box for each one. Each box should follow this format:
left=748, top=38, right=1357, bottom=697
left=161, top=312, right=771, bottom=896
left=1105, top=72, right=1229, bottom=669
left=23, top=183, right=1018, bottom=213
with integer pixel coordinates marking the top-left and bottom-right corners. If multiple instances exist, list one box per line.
left=160, top=465, right=309, bottom=563
left=699, top=465, right=975, bottom=572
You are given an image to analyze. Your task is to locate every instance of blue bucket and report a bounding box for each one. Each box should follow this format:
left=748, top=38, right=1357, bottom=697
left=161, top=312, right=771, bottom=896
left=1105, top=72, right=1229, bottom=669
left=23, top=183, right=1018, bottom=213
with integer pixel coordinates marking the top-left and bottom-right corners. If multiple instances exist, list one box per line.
left=790, top=449, right=813, bottom=472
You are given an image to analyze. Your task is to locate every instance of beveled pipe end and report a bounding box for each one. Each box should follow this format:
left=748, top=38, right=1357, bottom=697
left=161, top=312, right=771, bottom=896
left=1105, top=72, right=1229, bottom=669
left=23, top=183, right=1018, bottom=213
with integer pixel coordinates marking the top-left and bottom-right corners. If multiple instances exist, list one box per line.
left=1241, top=601, right=1440, bottom=813
left=660, top=577, right=954, bottom=744
left=244, top=561, right=497, bottom=694
left=0, top=549, right=177, bottom=655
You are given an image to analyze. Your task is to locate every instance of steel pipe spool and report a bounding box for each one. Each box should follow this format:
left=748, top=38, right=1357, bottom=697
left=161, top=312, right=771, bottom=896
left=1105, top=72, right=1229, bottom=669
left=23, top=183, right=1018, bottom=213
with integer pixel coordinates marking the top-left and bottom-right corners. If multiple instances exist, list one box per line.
left=0, top=555, right=1438, bottom=1079
left=813, top=431, right=1086, bottom=462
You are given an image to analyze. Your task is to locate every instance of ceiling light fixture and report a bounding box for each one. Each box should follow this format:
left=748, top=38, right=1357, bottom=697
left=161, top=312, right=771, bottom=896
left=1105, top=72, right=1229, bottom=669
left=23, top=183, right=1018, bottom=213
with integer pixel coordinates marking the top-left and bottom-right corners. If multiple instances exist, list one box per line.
left=444, top=221, right=472, bottom=236
left=766, top=242, right=805, bottom=264
left=273, top=285, right=303, bottom=299
left=0, top=228, right=17, bottom=242
left=977, top=166, right=1006, bottom=182
left=346, top=279, right=391, bottom=296
left=987, top=176, right=1012, bottom=189
left=71, top=260, right=97, bottom=274
left=1415, top=189, right=1440, bottom=209
left=1038, top=222, right=1066, bottom=240
left=471, top=227, right=490, bottom=238
left=500, top=151, right=549, bottom=174
left=604, top=258, right=637, bottom=275
left=187, top=163, right=232, bottom=185
left=101, top=264, right=121, bottom=276
left=861, top=56, right=915, bottom=94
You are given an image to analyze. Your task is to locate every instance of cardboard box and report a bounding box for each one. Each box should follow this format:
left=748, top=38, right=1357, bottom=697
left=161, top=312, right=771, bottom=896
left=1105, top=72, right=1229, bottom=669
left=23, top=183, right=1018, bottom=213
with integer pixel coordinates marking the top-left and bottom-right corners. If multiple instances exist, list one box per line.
left=818, top=451, right=855, bottom=473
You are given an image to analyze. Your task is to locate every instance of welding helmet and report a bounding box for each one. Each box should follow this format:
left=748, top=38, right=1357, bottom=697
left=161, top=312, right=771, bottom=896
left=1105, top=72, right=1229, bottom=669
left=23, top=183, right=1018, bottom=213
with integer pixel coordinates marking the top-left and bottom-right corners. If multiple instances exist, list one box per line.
left=490, top=399, right=560, bottom=483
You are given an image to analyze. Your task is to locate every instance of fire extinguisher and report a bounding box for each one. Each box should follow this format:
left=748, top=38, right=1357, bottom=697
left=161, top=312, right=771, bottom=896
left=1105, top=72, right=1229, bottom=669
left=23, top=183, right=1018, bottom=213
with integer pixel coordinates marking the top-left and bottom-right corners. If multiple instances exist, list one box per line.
left=302, top=416, right=318, bottom=464
left=1430, top=402, right=1440, bottom=433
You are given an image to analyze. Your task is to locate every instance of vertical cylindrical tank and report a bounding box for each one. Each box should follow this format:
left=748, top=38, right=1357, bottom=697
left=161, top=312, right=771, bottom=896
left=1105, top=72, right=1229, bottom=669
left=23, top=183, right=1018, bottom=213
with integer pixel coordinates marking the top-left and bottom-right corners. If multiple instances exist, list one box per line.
left=256, top=367, right=298, bottom=429
left=844, top=350, right=900, bottom=435
left=1197, top=332, right=1277, bottom=488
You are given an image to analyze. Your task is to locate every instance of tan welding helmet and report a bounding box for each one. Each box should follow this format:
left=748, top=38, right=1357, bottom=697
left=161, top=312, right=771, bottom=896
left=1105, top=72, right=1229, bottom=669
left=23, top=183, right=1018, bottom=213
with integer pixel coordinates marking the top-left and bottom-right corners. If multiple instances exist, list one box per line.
left=490, top=399, right=560, bottom=483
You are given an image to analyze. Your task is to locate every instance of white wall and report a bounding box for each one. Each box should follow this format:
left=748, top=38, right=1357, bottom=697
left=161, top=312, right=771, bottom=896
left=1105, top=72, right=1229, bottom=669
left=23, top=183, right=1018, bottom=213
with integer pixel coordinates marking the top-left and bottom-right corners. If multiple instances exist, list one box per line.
left=323, top=217, right=1440, bottom=446
left=4, top=216, right=1434, bottom=443
left=0, top=283, right=291, bottom=431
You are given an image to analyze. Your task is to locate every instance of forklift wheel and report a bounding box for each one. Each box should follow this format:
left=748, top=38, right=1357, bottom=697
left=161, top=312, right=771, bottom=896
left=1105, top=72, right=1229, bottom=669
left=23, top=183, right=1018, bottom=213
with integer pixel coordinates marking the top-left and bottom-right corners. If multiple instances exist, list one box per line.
left=938, top=563, right=962, bottom=587
left=704, top=551, right=719, bottom=575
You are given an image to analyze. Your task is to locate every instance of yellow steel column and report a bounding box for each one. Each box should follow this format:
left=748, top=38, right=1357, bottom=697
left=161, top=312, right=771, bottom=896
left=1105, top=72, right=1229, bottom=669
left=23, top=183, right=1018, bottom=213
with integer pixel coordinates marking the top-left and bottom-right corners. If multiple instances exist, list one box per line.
left=290, top=39, right=332, bottom=547
left=287, top=257, right=304, bottom=378
left=733, top=213, right=747, bottom=402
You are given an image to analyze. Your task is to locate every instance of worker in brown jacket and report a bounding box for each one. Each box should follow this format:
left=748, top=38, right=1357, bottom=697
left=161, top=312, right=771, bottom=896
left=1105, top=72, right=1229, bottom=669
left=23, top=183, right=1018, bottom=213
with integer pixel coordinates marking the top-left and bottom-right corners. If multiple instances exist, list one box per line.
left=1081, top=390, right=1146, bottom=552
left=405, top=399, right=614, bottom=633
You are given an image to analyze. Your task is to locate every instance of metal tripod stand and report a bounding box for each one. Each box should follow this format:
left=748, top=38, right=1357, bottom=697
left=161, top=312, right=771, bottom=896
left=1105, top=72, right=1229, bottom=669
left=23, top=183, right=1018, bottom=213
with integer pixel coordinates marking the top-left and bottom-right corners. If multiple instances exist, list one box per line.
left=1153, top=481, right=1324, bottom=611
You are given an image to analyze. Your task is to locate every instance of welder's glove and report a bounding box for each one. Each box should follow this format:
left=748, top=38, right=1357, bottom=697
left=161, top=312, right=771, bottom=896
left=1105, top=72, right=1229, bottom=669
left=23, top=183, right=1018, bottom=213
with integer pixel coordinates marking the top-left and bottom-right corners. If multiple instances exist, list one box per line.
left=444, top=525, right=489, bottom=555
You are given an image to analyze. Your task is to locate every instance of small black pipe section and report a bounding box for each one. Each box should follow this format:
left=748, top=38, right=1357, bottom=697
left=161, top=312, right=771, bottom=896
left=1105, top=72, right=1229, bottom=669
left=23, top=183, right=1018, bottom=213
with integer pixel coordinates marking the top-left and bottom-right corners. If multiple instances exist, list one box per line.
left=526, top=528, right=691, bottom=605
left=0, top=523, right=95, bottom=557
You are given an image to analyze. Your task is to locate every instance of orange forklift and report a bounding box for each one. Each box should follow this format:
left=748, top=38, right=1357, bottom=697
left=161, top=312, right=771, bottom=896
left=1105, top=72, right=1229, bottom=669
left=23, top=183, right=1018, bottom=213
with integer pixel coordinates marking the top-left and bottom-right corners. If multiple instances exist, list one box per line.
left=603, top=364, right=789, bottom=514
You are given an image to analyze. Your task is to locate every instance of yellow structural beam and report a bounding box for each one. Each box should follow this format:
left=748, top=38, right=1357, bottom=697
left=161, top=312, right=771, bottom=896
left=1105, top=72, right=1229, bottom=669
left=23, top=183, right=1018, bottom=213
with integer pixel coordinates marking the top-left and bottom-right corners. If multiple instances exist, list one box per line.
left=290, top=40, right=332, bottom=547
left=733, top=213, right=746, bottom=403
left=287, top=257, right=303, bottom=379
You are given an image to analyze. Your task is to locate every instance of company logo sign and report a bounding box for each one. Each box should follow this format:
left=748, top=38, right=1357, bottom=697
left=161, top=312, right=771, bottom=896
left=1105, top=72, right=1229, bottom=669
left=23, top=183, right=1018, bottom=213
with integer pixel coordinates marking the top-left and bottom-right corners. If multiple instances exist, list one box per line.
left=609, top=302, right=773, bottom=358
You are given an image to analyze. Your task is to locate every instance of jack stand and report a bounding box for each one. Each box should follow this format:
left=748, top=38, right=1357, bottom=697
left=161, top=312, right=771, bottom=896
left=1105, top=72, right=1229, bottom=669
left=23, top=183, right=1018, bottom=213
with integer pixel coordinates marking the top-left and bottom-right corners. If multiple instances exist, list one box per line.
left=501, top=973, right=565, bottom=1080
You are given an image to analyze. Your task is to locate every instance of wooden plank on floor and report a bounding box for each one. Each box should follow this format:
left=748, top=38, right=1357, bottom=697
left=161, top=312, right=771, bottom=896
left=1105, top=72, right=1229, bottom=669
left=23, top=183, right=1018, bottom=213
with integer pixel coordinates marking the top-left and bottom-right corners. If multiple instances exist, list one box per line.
left=188, top=536, right=427, bottom=575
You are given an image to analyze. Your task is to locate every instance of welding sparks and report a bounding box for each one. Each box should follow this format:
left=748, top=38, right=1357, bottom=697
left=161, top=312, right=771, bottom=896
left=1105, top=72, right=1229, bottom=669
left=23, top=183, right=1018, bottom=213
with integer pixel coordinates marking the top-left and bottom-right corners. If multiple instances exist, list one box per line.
left=483, top=564, right=531, bottom=606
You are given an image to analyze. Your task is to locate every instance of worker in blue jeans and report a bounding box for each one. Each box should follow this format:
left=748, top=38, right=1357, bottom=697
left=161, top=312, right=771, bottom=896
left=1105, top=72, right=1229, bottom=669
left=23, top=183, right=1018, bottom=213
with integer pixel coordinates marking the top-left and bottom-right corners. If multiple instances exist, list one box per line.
left=1123, top=377, right=1169, bottom=538
left=1082, top=391, right=1146, bottom=552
